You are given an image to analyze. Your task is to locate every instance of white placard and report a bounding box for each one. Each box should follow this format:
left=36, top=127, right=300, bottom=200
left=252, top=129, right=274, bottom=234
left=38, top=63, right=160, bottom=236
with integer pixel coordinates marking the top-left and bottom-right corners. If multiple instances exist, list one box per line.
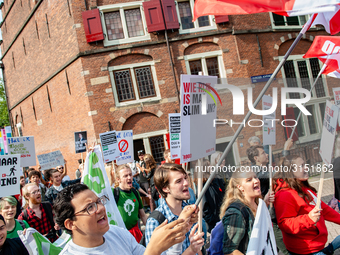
left=180, top=75, right=218, bottom=163
left=332, top=87, right=340, bottom=125
left=99, top=130, right=119, bottom=163
left=116, top=130, right=134, bottom=165
left=262, top=95, right=276, bottom=145
left=7, top=136, right=36, bottom=167
left=320, top=100, right=339, bottom=165
left=169, top=113, right=181, bottom=159
left=37, top=150, right=65, bottom=170
left=0, top=154, right=21, bottom=196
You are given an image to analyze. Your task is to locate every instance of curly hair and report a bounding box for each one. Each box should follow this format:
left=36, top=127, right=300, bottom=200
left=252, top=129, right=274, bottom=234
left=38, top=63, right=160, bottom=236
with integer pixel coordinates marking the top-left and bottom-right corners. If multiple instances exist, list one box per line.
left=54, top=183, right=89, bottom=235
left=144, top=154, right=157, bottom=172
left=273, top=155, right=316, bottom=203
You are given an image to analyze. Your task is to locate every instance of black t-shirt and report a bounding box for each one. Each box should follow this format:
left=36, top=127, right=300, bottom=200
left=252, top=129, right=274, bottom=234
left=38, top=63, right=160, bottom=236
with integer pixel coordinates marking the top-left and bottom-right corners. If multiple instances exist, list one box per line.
left=0, top=238, right=29, bottom=255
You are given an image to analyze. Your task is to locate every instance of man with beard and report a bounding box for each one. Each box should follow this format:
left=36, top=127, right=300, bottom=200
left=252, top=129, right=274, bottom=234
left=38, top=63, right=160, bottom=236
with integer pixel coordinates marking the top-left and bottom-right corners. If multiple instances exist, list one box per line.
left=145, top=163, right=204, bottom=255
left=18, top=183, right=59, bottom=242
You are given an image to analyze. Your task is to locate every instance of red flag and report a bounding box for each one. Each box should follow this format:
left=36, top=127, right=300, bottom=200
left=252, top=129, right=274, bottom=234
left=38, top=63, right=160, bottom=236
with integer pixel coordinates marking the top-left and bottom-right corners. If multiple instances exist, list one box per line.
left=193, top=0, right=339, bottom=21
left=310, top=4, right=340, bottom=35
left=303, top=36, right=340, bottom=76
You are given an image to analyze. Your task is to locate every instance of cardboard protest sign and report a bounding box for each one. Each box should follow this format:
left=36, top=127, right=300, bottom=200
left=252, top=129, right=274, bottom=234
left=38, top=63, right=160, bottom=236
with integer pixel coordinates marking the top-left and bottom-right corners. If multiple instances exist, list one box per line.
left=332, top=87, right=340, bottom=125
left=169, top=113, right=181, bottom=159
left=319, top=100, right=339, bottom=165
left=116, top=130, right=134, bottom=165
left=75, top=131, right=87, bottom=153
left=5, top=126, right=12, bottom=138
left=0, top=154, right=21, bottom=196
left=180, top=75, right=218, bottom=163
left=99, top=130, right=119, bottom=163
left=262, top=95, right=276, bottom=145
left=7, top=136, right=36, bottom=167
left=37, top=150, right=65, bottom=170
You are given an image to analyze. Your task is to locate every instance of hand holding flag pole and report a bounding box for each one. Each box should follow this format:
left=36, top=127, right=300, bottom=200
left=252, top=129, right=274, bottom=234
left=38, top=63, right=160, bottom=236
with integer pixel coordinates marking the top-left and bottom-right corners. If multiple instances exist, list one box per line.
left=195, top=15, right=315, bottom=206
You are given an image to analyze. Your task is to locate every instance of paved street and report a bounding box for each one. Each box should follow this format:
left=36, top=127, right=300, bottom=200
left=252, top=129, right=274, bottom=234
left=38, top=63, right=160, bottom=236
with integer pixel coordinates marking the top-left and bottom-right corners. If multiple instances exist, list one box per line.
left=308, top=172, right=340, bottom=254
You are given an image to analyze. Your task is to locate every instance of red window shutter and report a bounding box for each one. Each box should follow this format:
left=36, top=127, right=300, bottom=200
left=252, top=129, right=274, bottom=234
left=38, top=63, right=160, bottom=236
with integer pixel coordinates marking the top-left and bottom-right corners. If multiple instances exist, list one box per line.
left=161, top=0, right=179, bottom=30
left=82, top=9, right=104, bottom=43
left=215, top=15, right=229, bottom=24
left=143, top=0, right=165, bottom=33
left=283, top=107, right=299, bottom=142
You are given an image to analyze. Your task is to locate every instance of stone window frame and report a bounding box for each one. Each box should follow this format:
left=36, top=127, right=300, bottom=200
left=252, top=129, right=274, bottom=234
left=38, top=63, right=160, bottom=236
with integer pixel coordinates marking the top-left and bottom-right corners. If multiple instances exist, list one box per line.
left=109, top=61, right=161, bottom=107
left=183, top=50, right=226, bottom=78
left=269, top=13, right=311, bottom=30
left=133, top=129, right=168, bottom=156
left=175, top=0, right=217, bottom=34
left=99, top=2, right=151, bottom=47
left=279, top=54, right=330, bottom=143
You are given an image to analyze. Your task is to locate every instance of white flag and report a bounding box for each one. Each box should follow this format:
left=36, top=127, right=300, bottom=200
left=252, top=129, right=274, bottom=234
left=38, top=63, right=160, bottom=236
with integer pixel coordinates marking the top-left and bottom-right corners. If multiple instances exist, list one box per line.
left=82, top=145, right=126, bottom=228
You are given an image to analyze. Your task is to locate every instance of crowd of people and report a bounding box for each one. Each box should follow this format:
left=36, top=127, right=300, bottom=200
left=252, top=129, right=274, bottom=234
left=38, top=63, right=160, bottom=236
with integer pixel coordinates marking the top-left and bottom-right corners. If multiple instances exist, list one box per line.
left=1, top=138, right=340, bottom=255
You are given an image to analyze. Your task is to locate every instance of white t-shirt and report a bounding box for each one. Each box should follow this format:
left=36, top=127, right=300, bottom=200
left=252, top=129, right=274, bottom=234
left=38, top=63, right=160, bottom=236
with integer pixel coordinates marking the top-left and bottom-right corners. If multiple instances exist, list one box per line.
left=59, top=225, right=146, bottom=255
left=62, top=175, right=71, bottom=182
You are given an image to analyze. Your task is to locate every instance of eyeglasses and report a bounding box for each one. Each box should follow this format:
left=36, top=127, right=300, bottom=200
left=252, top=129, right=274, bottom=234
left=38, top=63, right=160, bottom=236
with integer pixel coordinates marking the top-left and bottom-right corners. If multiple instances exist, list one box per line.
left=73, top=195, right=109, bottom=216
left=30, top=189, right=41, bottom=195
left=57, top=167, right=64, bottom=170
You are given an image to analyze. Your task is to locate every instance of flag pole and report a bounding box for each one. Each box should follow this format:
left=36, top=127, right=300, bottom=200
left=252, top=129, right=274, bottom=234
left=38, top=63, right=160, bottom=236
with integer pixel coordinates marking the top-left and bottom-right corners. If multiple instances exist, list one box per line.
left=269, top=144, right=273, bottom=208
left=316, top=162, right=326, bottom=209
left=289, top=64, right=327, bottom=139
left=195, top=15, right=315, bottom=206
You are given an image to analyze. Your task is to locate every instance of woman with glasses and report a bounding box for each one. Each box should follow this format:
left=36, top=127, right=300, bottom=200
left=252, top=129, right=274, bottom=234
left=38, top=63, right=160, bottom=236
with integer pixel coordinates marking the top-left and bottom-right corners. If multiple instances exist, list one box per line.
left=0, top=196, right=29, bottom=238
left=274, top=155, right=340, bottom=255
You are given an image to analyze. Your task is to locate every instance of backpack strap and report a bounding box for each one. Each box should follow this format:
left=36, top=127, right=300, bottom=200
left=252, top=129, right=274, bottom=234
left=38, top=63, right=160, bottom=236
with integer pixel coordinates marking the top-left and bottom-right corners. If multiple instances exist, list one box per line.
left=139, top=210, right=166, bottom=246
left=41, top=202, right=56, bottom=236
left=113, top=188, right=120, bottom=204
left=23, top=209, right=29, bottom=222
left=131, top=188, right=140, bottom=201
left=17, top=220, right=26, bottom=230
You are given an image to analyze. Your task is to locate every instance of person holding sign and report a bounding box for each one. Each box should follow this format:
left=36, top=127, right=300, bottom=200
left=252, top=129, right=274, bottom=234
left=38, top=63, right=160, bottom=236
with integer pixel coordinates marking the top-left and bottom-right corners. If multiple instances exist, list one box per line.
left=54, top=183, right=198, bottom=255
left=219, top=169, right=274, bottom=255
left=274, top=155, right=340, bottom=255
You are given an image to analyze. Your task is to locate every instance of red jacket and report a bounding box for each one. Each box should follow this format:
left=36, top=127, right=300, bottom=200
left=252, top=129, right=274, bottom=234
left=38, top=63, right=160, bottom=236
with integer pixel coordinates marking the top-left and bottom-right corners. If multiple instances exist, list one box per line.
left=274, top=179, right=340, bottom=254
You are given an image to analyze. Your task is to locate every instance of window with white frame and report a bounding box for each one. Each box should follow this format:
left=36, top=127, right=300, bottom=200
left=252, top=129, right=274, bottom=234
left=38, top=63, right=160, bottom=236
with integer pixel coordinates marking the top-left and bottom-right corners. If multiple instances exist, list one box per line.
left=109, top=61, right=161, bottom=107
left=175, top=0, right=216, bottom=34
left=99, top=2, right=150, bottom=46
left=270, top=13, right=310, bottom=29
left=184, top=51, right=226, bottom=78
left=280, top=55, right=329, bottom=142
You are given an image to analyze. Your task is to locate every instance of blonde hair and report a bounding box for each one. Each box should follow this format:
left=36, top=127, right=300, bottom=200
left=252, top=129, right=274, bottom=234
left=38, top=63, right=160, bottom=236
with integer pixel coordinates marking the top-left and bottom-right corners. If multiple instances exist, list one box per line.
left=22, top=183, right=39, bottom=208
left=219, top=170, right=259, bottom=219
left=210, top=151, right=223, bottom=166
left=115, top=164, right=132, bottom=188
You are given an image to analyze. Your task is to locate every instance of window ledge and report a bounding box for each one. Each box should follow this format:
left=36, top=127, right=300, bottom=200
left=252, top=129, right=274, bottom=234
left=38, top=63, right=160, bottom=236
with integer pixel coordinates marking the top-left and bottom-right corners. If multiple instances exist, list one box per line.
left=179, top=25, right=217, bottom=34
left=103, top=34, right=151, bottom=47
left=115, top=97, right=161, bottom=108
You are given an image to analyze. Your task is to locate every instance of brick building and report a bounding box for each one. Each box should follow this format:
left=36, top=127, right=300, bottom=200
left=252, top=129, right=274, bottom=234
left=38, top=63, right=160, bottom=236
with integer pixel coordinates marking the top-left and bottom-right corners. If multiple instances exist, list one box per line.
left=0, top=0, right=338, bottom=177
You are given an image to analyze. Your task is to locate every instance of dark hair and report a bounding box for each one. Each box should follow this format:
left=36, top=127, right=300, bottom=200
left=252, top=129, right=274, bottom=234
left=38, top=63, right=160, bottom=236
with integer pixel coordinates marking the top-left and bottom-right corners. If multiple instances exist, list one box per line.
left=273, top=155, right=316, bottom=202
left=78, top=159, right=84, bottom=164
left=154, top=163, right=187, bottom=198
left=247, top=145, right=264, bottom=164
left=28, top=170, right=41, bottom=180
left=0, top=214, right=4, bottom=224
left=54, top=183, right=89, bottom=235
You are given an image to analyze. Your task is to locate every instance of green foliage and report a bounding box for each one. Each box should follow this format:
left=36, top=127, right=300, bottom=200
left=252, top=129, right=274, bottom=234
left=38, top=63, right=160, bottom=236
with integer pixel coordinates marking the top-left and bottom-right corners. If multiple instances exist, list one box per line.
left=0, top=80, right=10, bottom=127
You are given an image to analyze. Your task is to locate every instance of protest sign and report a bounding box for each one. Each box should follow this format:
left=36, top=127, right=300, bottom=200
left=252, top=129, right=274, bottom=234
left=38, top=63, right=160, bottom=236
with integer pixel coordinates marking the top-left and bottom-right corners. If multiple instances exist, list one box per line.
left=5, top=126, right=12, bottom=138
left=116, top=130, right=134, bottom=165
left=180, top=75, right=218, bottom=163
left=37, top=150, right=65, bottom=170
left=262, top=95, right=276, bottom=145
left=319, top=100, right=339, bottom=165
left=2, top=129, right=8, bottom=154
left=332, top=87, right=340, bottom=125
left=75, top=131, right=87, bottom=153
left=99, top=130, right=119, bottom=163
left=169, top=113, right=181, bottom=159
left=7, top=136, right=36, bottom=167
left=0, top=154, right=21, bottom=196
left=82, top=145, right=126, bottom=228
